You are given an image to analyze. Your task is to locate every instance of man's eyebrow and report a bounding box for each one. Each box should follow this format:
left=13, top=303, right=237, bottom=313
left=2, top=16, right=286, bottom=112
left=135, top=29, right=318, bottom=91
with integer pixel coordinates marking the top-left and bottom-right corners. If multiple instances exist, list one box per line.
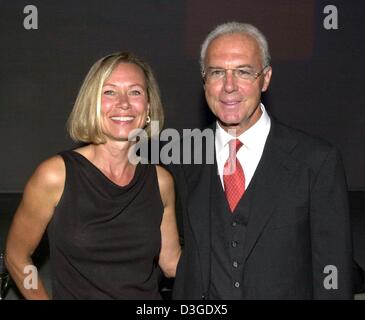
left=235, top=64, right=254, bottom=69
left=207, top=64, right=254, bottom=69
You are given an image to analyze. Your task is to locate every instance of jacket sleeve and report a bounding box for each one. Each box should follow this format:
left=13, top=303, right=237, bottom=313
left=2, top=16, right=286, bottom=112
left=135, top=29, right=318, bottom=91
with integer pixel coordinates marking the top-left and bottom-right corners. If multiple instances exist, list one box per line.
left=310, top=147, right=353, bottom=299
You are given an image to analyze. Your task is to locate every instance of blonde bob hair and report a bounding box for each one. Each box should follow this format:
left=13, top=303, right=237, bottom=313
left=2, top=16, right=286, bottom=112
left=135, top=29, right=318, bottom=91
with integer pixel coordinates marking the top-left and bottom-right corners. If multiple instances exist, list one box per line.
left=67, top=52, right=164, bottom=143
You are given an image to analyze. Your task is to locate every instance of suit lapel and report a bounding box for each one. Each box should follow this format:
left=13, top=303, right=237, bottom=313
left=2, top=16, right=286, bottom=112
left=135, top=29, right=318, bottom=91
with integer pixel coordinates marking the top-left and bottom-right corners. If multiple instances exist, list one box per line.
left=241, top=119, right=299, bottom=265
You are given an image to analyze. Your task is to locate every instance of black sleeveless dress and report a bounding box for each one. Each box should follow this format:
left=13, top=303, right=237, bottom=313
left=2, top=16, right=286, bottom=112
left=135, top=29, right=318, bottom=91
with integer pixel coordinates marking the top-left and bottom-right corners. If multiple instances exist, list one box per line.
left=47, top=150, right=164, bottom=299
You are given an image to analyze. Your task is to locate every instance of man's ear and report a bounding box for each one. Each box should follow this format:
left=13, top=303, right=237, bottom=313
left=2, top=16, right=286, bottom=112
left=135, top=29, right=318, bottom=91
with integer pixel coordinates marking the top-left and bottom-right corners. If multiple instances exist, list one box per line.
left=261, top=66, right=272, bottom=92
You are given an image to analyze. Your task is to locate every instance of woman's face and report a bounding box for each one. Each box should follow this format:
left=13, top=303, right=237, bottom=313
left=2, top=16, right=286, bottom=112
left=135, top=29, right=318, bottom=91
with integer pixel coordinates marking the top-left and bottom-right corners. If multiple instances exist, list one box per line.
left=100, top=63, right=149, bottom=142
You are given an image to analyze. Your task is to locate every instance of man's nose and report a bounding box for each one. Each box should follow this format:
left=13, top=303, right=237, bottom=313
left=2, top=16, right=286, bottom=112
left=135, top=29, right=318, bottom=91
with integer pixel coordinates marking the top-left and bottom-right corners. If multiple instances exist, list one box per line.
left=223, top=70, right=238, bottom=93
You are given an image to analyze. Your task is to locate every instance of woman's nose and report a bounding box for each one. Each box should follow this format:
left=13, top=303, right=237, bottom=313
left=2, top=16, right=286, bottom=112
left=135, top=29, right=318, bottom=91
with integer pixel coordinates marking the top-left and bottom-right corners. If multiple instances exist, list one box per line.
left=117, top=93, right=130, bottom=109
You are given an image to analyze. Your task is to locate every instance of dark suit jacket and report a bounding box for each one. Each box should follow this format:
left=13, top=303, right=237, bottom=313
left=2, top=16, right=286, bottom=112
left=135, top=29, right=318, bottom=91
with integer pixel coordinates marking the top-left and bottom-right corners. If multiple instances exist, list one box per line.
left=169, top=118, right=353, bottom=299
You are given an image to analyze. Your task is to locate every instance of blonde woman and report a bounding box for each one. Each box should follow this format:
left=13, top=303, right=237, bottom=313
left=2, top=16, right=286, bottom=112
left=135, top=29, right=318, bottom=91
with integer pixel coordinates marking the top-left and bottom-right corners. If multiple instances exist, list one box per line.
left=5, top=52, right=181, bottom=299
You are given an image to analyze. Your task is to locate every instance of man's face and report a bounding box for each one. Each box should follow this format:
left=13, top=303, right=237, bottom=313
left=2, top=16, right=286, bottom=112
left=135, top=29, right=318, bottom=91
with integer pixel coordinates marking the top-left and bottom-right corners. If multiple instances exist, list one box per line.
left=203, top=33, right=272, bottom=135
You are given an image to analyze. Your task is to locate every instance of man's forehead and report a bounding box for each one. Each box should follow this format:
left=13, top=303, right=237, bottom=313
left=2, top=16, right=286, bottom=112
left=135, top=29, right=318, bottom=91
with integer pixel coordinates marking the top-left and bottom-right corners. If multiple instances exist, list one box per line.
left=210, top=33, right=259, bottom=49
left=205, top=34, right=261, bottom=66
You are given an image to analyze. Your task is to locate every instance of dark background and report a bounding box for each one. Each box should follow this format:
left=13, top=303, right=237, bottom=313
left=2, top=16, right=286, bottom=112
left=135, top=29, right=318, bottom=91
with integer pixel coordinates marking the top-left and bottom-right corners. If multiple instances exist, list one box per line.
left=0, top=0, right=364, bottom=299
left=0, top=0, right=364, bottom=192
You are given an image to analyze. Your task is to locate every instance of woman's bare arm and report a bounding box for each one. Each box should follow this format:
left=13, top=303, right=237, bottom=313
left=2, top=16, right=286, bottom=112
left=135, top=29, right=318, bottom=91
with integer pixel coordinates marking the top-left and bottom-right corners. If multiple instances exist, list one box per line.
left=156, top=165, right=181, bottom=278
left=5, top=156, right=65, bottom=299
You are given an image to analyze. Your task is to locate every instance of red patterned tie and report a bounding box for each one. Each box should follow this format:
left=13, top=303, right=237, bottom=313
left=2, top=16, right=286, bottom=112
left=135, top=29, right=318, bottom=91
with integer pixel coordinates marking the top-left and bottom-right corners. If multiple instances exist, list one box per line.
left=223, top=139, right=245, bottom=212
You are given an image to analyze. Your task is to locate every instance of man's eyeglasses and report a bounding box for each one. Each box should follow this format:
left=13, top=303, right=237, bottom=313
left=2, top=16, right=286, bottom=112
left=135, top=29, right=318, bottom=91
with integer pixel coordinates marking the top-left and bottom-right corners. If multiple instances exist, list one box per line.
left=203, top=66, right=268, bottom=84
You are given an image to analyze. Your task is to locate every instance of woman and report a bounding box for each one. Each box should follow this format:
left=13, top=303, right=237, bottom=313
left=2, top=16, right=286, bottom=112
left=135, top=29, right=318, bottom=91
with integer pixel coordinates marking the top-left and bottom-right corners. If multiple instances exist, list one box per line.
left=5, top=52, right=181, bottom=299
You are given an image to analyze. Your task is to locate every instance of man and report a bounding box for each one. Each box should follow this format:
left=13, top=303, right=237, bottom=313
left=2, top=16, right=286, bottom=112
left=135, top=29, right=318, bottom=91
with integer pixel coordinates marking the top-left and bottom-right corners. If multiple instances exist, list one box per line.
left=170, top=22, right=353, bottom=299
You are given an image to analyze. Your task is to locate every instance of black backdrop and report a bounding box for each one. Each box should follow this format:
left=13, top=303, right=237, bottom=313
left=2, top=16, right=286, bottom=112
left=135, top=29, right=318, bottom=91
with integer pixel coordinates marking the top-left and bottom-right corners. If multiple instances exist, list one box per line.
left=0, top=0, right=364, bottom=192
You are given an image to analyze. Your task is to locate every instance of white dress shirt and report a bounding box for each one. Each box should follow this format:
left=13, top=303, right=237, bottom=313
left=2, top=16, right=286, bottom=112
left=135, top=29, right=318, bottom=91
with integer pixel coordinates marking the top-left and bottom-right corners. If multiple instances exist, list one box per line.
left=215, top=103, right=271, bottom=190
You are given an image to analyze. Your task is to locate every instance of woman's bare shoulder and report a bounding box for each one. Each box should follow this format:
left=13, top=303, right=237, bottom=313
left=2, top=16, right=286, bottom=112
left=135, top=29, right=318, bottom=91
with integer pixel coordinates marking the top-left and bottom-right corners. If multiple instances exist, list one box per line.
left=32, top=155, right=65, bottom=188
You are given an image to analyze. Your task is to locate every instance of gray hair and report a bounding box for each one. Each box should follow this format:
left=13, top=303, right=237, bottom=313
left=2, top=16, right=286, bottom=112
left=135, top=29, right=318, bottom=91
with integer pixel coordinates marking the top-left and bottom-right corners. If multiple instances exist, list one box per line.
left=200, top=22, right=271, bottom=73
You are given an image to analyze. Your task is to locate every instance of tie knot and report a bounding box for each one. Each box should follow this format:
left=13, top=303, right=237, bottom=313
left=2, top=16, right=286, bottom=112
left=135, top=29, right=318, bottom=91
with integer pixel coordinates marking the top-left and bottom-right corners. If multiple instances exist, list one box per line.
left=228, top=139, right=243, bottom=157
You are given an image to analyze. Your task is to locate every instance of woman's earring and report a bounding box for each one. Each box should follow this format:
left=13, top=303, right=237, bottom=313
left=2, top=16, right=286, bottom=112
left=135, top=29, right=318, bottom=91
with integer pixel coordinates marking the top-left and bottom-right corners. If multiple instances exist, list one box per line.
left=146, top=115, right=151, bottom=124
